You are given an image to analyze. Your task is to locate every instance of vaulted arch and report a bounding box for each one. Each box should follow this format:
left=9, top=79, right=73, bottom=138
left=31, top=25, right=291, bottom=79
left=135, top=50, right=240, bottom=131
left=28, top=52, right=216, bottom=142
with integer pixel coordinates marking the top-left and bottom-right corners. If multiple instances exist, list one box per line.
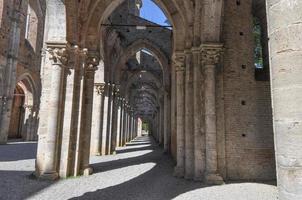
left=115, top=38, right=170, bottom=89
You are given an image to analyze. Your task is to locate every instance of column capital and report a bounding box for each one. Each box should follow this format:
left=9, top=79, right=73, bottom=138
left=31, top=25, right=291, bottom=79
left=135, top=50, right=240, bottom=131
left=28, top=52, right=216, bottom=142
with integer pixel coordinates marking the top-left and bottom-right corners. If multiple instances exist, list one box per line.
left=95, top=83, right=105, bottom=95
left=200, top=43, right=223, bottom=66
left=172, top=52, right=186, bottom=72
left=46, top=42, right=69, bottom=66
left=114, top=85, right=120, bottom=96
left=86, top=53, right=100, bottom=71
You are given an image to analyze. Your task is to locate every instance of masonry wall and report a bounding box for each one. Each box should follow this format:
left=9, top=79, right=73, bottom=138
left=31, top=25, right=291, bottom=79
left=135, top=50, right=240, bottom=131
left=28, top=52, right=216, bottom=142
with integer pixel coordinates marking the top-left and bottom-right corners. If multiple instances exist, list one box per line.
left=221, top=0, right=275, bottom=180
left=0, top=0, right=45, bottom=140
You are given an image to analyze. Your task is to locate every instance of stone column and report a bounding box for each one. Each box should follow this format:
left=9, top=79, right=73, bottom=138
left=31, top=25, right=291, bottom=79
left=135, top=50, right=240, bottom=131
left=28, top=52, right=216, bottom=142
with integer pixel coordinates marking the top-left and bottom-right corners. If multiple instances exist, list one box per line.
left=173, top=52, right=186, bottom=177
left=128, top=110, right=133, bottom=142
left=266, top=1, right=302, bottom=199
left=118, top=98, right=125, bottom=146
left=90, top=83, right=105, bottom=155
left=116, top=98, right=122, bottom=147
left=192, top=47, right=205, bottom=181
left=201, top=43, right=223, bottom=184
left=59, top=45, right=86, bottom=178
left=77, top=54, right=99, bottom=176
left=101, top=83, right=110, bottom=155
left=110, top=85, right=119, bottom=154
left=36, top=44, right=68, bottom=180
left=105, top=83, right=114, bottom=155
left=164, top=91, right=171, bottom=153
left=185, top=50, right=194, bottom=179
left=123, top=102, right=128, bottom=145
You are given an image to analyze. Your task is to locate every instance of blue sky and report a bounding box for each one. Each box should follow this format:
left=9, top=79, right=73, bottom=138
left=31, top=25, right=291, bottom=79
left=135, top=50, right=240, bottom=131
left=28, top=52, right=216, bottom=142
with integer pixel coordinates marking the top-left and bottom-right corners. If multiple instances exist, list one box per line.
left=140, top=0, right=170, bottom=26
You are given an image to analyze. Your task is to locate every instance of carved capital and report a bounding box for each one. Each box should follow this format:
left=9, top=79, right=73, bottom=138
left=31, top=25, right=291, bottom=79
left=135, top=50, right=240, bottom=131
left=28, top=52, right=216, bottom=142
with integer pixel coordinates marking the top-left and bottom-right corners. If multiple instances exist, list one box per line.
left=86, top=53, right=100, bottom=71
left=201, top=43, right=223, bottom=66
left=95, top=83, right=105, bottom=95
left=114, top=85, right=120, bottom=96
left=172, top=52, right=186, bottom=72
left=47, top=47, right=68, bottom=66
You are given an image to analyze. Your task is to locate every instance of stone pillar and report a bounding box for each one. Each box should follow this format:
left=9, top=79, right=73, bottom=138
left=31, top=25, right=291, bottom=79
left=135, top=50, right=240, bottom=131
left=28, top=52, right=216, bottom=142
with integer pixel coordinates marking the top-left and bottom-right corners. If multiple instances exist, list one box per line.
left=123, top=102, right=128, bottom=145
left=266, top=1, right=302, bottom=199
left=105, top=83, right=114, bottom=155
left=58, top=48, right=76, bottom=178
left=128, top=110, right=133, bottom=142
left=116, top=97, right=122, bottom=147
left=192, top=47, right=205, bottom=181
left=201, top=43, right=223, bottom=184
left=90, top=83, right=105, bottom=155
left=118, top=98, right=125, bottom=146
left=185, top=50, right=194, bottom=179
left=110, top=85, right=119, bottom=154
left=36, top=44, right=68, bottom=180
left=101, top=83, right=110, bottom=155
left=24, top=106, right=35, bottom=141
left=164, top=91, right=171, bottom=153
left=173, top=52, right=186, bottom=177
left=77, top=54, right=99, bottom=176
left=59, top=45, right=87, bottom=178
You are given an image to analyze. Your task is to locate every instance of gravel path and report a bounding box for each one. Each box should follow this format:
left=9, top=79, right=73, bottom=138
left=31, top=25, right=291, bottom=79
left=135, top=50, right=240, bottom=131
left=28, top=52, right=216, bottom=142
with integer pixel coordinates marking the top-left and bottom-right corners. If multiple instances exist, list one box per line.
left=0, top=136, right=277, bottom=200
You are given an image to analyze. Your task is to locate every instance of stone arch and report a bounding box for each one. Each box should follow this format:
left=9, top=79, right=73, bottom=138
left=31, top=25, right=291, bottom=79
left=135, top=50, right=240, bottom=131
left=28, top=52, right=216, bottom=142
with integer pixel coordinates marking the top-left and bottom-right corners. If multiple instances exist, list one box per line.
left=123, top=70, right=162, bottom=98
left=115, top=39, right=170, bottom=90
left=9, top=73, right=39, bottom=140
left=78, top=0, right=187, bottom=52
left=16, top=72, right=39, bottom=107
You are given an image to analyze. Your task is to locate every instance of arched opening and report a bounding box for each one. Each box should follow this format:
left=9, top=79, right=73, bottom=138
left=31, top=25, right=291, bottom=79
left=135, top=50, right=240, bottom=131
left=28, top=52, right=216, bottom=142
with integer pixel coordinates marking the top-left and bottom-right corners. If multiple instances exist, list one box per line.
left=8, top=77, right=38, bottom=141
left=88, top=0, right=174, bottom=158
left=25, top=1, right=39, bottom=51
left=8, top=84, right=25, bottom=139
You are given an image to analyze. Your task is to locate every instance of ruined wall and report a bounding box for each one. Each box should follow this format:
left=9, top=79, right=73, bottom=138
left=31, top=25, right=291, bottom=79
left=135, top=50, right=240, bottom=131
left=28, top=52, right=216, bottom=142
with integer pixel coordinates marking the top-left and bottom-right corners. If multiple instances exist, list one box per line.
left=221, top=0, right=275, bottom=180
left=0, top=0, right=45, bottom=140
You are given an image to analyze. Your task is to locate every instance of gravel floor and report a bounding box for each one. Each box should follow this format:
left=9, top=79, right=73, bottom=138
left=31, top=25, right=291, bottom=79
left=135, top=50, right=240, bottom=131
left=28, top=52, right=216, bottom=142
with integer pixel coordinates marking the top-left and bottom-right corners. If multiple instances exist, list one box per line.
left=0, top=136, right=277, bottom=200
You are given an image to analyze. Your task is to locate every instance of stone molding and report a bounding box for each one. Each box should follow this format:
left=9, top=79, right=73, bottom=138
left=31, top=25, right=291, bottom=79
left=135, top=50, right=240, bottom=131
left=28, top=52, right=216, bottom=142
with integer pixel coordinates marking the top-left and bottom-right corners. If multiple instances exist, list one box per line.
left=200, top=43, right=223, bottom=66
left=172, top=52, right=186, bottom=72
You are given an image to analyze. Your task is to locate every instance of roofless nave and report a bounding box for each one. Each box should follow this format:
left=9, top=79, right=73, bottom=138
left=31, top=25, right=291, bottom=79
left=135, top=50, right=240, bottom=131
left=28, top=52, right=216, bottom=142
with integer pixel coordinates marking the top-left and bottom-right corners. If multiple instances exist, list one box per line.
left=0, top=0, right=301, bottom=200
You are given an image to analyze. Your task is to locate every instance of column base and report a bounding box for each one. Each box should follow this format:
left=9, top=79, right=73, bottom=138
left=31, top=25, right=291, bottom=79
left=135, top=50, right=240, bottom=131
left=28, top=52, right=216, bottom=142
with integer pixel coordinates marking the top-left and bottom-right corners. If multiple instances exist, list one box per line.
left=83, top=167, right=93, bottom=176
left=173, top=166, right=184, bottom=178
left=38, top=171, right=59, bottom=181
left=205, top=173, right=224, bottom=185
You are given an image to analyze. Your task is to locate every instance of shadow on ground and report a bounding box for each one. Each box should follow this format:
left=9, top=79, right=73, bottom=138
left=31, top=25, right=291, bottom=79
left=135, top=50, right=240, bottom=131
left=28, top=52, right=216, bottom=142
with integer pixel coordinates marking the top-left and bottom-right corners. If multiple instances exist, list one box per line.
left=0, top=141, right=37, bottom=161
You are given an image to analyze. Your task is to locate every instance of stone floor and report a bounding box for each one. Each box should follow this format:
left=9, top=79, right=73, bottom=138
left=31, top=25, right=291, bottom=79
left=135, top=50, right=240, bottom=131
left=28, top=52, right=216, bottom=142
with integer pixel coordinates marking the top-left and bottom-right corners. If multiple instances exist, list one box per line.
left=0, top=136, right=277, bottom=200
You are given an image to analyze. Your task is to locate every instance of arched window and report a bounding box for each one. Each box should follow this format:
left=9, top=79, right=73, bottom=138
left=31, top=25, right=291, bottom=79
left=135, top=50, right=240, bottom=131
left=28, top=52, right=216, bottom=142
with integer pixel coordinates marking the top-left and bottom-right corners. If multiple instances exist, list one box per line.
left=139, top=0, right=171, bottom=27
left=253, top=15, right=270, bottom=81
left=253, top=17, right=264, bottom=69
left=25, top=3, right=38, bottom=51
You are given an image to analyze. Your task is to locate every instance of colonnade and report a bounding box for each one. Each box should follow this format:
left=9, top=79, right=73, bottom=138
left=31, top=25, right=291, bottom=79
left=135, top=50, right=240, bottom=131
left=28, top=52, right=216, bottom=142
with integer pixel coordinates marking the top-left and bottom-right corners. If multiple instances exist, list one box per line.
left=35, top=42, right=141, bottom=180
left=173, top=44, right=224, bottom=184
left=90, top=82, right=140, bottom=156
